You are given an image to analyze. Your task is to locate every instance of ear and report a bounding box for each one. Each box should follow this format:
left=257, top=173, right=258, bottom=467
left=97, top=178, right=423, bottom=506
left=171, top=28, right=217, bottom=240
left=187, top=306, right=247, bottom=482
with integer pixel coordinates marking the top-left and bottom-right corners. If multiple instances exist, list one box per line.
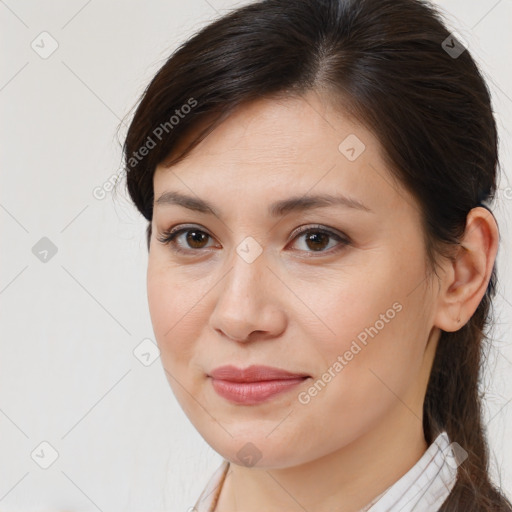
left=433, top=206, right=499, bottom=332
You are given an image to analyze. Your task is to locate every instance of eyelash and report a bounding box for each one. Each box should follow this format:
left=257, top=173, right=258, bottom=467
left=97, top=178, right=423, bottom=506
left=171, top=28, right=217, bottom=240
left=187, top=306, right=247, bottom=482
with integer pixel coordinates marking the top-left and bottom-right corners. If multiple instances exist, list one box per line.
left=156, top=224, right=351, bottom=257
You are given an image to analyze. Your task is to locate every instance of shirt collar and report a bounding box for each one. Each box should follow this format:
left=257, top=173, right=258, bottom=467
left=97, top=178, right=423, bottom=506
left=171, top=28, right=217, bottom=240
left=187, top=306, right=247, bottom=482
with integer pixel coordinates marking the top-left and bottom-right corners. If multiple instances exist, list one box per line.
left=361, top=431, right=458, bottom=511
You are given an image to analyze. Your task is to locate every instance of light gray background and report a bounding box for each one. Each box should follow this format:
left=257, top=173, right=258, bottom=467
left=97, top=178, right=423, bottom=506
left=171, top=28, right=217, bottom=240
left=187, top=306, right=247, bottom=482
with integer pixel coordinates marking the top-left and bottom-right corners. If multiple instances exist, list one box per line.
left=1, top=0, right=511, bottom=510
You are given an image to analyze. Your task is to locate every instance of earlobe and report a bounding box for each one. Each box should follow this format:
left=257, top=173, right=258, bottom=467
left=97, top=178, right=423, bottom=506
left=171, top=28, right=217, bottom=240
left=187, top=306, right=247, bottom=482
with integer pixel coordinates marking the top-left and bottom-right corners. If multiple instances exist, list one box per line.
left=434, top=207, right=499, bottom=332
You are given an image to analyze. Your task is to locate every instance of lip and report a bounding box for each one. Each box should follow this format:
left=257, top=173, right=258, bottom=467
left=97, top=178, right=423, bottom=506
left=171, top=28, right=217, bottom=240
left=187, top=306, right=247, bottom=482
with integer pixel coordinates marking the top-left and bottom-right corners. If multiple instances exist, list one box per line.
left=208, top=365, right=310, bottom=405
left=209, top=365, right=310, bottom=382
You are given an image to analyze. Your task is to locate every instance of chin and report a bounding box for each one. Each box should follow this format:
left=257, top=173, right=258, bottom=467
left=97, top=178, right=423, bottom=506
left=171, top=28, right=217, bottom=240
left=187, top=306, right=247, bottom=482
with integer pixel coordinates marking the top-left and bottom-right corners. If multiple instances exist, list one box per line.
left=197, top=429, right=310, bottom=470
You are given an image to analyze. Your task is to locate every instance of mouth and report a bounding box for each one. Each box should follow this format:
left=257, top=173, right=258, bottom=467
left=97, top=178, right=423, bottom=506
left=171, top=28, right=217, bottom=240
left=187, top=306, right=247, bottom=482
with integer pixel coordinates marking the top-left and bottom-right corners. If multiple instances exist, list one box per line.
left=208, top=365, right=310, bottom=405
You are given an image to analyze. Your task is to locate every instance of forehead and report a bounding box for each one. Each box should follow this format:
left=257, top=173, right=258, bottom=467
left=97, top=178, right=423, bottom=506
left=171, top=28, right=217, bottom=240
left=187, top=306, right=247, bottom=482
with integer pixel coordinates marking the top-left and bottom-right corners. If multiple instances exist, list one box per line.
left=153, top=92, right=408, bottom=216
left=164, top=93, right=372, bottom=163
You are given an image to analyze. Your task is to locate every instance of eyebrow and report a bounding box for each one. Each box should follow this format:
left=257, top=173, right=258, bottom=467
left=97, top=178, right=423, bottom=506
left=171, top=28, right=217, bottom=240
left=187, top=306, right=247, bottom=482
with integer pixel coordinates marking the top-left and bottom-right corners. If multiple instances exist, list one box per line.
left=154, top=190, right=372, bottom=217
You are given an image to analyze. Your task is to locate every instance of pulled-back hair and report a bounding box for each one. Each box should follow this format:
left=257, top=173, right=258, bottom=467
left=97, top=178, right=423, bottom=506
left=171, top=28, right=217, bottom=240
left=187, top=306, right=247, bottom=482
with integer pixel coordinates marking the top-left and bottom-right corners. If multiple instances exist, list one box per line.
left=121, top=0, right=511, bottom=509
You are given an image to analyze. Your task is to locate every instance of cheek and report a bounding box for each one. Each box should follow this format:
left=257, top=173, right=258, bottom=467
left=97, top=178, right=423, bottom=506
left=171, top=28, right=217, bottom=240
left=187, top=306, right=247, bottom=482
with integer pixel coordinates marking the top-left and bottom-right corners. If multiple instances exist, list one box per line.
left=146, top=263, right=210, bottom=416
left=300, top=260, right=414, bottom=358
left=146, top=261, right=202, bottom=368
left=293, top=301, right=428, bottom=458
left=301, top=249, right=431, bottom=401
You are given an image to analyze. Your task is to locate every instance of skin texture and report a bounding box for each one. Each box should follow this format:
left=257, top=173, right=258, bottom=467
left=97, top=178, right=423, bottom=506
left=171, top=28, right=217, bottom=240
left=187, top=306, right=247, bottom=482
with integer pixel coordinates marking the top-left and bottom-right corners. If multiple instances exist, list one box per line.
left=147, top=91, right=499, bottom=512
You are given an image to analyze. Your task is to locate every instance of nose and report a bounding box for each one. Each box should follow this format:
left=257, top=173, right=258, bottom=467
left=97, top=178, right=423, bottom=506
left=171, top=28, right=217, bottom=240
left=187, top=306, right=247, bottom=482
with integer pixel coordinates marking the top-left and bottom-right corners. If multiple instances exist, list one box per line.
left=208, top=248, right=287, bottom=343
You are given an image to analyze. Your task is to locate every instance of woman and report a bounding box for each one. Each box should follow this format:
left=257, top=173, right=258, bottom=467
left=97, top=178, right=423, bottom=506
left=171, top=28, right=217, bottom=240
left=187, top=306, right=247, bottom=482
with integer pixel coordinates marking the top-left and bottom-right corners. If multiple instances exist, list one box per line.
left=121, top=0, right=511, bottom=510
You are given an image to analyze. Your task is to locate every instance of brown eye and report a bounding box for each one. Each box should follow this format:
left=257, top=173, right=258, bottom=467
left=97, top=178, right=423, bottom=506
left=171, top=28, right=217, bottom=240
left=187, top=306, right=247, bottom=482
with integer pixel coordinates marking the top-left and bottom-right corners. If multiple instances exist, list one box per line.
left=156, top=226, right=216, bottom=254
left=289, top=226, right=350, bottom=255
left=303, top=231, right=331, bottom=251
left=157, top=224, right=350, bottom=256
left=184, top=230, right=210, bottom=249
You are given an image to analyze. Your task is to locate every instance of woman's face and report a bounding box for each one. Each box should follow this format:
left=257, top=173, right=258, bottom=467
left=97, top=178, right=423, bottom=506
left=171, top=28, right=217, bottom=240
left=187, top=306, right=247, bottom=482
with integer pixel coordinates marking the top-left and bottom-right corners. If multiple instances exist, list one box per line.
left=147, top=91, right=442, bottom=468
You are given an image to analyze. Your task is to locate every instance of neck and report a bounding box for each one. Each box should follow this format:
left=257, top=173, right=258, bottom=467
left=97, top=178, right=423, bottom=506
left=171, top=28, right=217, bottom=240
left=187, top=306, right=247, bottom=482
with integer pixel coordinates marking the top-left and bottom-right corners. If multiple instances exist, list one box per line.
left=215, top=409, right=428, bottom=512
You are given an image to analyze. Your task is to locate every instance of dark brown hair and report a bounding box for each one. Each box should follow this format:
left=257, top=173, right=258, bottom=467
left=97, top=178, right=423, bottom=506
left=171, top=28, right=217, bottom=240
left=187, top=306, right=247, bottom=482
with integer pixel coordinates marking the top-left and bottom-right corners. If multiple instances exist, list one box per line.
left=120, top=0, right=511, bottom=509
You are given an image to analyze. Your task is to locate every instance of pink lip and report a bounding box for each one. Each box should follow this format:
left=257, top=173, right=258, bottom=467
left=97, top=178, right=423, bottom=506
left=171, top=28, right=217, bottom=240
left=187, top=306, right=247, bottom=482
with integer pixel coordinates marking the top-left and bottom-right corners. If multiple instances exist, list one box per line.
left=208, top=365, right=310, bottom=405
